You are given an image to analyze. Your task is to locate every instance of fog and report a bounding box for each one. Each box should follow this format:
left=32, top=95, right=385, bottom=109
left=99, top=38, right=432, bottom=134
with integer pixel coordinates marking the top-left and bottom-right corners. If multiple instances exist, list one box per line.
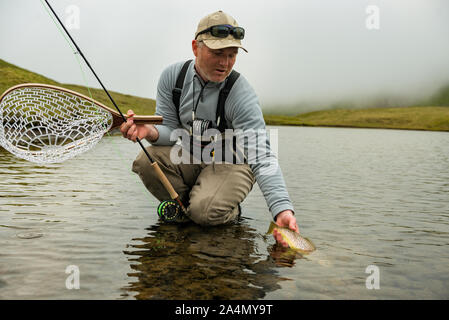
left=1, top=0, right=448, bottom=114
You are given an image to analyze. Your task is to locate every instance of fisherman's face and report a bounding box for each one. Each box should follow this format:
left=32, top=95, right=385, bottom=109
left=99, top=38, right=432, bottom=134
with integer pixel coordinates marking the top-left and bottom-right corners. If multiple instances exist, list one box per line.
left=192, top=40, right=238, bottom=83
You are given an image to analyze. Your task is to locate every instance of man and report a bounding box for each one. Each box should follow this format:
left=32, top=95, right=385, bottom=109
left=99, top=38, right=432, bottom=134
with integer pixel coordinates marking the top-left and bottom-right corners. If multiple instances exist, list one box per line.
left=120, top=10, right=298, bottom=247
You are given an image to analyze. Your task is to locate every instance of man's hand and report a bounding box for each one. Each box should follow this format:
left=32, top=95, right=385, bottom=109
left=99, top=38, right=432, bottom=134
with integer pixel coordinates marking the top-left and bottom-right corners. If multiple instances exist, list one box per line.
left=273, top=210, right=299, bottom=248
left=120, top=109, right=158, bottom=142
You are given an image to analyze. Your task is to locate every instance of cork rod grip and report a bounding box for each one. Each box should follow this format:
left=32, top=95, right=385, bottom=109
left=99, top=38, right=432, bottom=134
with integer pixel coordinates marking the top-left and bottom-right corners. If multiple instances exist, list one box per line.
left=151, top=162, right=179, bottom=200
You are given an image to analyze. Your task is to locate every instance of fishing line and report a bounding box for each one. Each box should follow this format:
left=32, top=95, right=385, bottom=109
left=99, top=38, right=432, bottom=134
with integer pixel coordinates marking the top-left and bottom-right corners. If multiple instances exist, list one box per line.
left=39, top=0, right=93, bottom=100
left=40, top=0, right=188, bottom=214
left=39, top=0, right=137, bottom=174
left=41, top=0, right=155, bottom=161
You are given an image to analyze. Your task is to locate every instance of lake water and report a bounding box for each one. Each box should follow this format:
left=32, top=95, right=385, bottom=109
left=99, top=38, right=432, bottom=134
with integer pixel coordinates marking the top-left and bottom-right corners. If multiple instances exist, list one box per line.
left=0, top=126, right=448, bottom=299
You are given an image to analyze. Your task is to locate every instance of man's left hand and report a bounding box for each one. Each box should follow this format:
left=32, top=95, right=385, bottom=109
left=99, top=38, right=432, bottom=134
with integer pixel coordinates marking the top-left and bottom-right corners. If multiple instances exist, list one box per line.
left=273, top=210, right=299, bottom=248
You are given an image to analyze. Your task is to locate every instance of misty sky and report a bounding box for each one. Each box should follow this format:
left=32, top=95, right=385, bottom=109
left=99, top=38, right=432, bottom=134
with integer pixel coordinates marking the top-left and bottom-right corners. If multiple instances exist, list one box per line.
left=0, top=0, right=448, bottom=112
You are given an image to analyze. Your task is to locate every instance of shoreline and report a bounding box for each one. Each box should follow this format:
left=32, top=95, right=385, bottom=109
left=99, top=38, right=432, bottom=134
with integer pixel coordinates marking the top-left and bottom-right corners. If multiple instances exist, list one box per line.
left=264, top=106, right=449, bottom=132
left=264, top=122, right=449, bottom=133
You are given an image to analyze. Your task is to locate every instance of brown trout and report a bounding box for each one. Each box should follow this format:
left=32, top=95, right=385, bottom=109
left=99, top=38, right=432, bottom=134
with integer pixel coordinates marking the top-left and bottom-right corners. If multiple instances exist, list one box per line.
left=267, top=222, right=316, bottom=254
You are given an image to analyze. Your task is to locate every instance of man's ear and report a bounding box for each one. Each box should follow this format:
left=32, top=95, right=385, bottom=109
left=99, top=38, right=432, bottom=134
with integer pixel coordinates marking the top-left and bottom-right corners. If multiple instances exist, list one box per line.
left=192, top=40, right=198, bottom=57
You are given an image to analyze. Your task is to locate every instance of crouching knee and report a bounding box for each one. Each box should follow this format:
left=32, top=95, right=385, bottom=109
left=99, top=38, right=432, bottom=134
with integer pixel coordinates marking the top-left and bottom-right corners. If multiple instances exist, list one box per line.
left=188, top=197, right=239, bottom=226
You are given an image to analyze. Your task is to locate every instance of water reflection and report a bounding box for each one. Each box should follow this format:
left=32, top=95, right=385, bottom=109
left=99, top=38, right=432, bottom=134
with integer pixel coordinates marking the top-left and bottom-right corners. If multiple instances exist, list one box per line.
left=123, top=218, right=301, bottom=300
left=268, top=244, right=304, bottom=268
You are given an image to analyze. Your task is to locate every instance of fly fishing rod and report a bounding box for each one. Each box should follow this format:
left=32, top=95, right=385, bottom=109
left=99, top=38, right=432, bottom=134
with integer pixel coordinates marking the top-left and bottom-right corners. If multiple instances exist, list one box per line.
left=43, top=0, right=187, bottom=216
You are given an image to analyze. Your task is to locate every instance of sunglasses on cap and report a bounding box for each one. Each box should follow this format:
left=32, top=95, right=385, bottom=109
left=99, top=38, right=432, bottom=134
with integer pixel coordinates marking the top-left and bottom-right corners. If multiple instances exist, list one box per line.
left=195, top=24, right=245, bottom=40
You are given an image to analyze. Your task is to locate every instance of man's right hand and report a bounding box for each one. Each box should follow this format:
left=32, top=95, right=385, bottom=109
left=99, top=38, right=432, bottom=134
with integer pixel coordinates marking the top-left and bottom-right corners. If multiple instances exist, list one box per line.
left=120, top=109, right=158, bottom=142
left=273, top=210, right=299, bottom=248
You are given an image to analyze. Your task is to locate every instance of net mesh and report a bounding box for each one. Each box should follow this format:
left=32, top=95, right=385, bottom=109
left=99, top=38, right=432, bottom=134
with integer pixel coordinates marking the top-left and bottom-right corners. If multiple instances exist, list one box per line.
left=0, top=86, right=113, bottom=164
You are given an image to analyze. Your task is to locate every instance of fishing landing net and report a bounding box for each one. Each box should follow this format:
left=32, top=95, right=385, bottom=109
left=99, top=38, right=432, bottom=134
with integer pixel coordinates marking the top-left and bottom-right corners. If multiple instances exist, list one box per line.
left=0, top=84, right=113, bottom=164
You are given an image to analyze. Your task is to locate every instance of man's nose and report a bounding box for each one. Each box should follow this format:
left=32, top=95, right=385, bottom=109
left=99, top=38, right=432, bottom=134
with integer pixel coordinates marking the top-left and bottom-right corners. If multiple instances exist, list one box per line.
left=219, top=56, right=229, bottom=67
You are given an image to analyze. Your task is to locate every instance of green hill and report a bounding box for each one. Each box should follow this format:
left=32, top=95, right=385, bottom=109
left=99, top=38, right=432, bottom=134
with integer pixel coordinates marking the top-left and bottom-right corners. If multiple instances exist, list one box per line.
left=1, top=58, right=448, bottom=131
left=265, top=106, right=449, bottom=132
left=0, top=58, right=156, bottom=115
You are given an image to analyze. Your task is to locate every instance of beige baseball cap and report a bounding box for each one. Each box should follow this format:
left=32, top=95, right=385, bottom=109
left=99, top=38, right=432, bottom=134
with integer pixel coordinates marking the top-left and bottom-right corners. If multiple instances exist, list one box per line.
left=195, top=10, right=248, bottom=53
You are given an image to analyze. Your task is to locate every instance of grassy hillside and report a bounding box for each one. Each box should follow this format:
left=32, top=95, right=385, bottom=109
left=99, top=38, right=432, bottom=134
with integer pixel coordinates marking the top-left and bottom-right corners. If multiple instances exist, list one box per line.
left=0, top=59, right=156, bottom=115
left=1, top=58, right=448, bottom=132
left=265, top=106, right=449, bottom=132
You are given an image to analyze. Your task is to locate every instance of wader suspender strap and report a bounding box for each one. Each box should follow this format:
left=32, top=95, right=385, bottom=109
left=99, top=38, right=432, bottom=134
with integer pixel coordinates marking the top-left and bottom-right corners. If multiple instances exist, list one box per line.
left=172, top=59, right=193, bottom=124
left=216, top=70, right=240, bottom=133
left=172, top=60, right=240, bottom=132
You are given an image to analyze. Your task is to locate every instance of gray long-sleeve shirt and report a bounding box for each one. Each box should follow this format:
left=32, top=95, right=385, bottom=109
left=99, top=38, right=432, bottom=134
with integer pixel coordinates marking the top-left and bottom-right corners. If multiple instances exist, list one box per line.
left=151, top=60, right=294, bottom=220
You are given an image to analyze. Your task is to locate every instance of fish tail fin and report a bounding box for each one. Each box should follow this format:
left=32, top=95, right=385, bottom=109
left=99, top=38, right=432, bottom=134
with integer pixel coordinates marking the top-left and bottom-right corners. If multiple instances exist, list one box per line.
left=305, top=237, right=316, bottom=251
